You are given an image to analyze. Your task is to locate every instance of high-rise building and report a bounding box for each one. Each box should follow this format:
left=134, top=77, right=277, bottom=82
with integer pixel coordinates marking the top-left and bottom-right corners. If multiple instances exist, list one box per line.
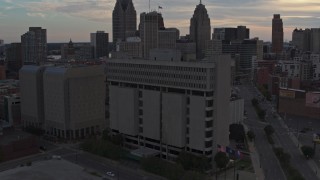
left=91, top=31, right=109, bottom=59
left=190, top=2, right=211, bottom=59
left=112, top=0, right=137, bottom=43
left=158, top=28, right=179, bottom=49
left=311, top=28, right=320, bottom=53
left=0, top=39, right=4, bottom=57
left=61, top=39, right=75, bottom=61
left=292, top=28, right=304, bottom=50
left=213, top=26, right=250, bottom=41
left=6, top=43, right=22, bottom=72
left=106, top=55, right=231, bottom=160
left=21, top=27, right=47, bottom=65
left=272, top=14, right=283, bottom=54
left=140, top=12, right=161, bottom=58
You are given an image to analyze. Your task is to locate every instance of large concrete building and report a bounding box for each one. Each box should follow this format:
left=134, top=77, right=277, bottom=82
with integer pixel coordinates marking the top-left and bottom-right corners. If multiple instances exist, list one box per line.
left=272, top=14, right=283, bottom=54
left=112, top=0, right=137, bottom=43
left=20, top=66, right=46, bottom=128
left=106, top=55, right=231, bottom=160
left=21, top=27, right=47, bottom=65
left=90, top=31, right=109, bottom=59
left=20, top=65, right=106, bottom=138
left=43, top=66, right=106, bottom=138
left=190, top=2, right=211, bottom=59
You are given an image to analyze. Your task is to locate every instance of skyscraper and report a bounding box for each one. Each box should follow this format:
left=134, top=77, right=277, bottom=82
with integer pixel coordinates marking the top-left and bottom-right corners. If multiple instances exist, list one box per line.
left=140, top=12, right=162, bottom=58
left=311, top=28, right=320, bottom=53
left=272, top=14, right=283, bottom=54
left=91, top=31, right=109, bottom=59
left=21, top=27, right=47, bottom=65
left=190, top=1, right=211, bottom=59
left=112, top=0, right=137, bottom=43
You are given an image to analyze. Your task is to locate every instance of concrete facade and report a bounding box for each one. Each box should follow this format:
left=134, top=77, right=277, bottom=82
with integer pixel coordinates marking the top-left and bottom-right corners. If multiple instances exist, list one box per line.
left=43, top=65, right=106, bottom=138
left=107, top=55, right=231, bottom=160
left=20, top=66, right=46, bottom=128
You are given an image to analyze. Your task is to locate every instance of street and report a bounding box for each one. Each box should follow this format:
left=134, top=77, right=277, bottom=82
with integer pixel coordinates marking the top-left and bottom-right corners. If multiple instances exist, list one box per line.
left=239, top=83, right=286, bottom=180
left=239, top=81, right=319, bottom=180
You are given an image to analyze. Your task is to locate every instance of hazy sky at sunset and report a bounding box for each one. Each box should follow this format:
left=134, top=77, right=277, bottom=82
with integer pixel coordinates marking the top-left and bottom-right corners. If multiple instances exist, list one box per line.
left=1, top=0, right=319, bottom=43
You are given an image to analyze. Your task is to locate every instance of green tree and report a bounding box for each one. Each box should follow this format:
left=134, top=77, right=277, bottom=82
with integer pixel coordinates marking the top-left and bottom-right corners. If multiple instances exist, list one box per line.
left=301, top=145, right=315, bottom=159
left=214, top=152, right=229, bottom=169
left=177, top=151, right=211, bottom=172
left=258, top=110, right=266, bottom=119
left=102, top=129, right=110, bottom=140
left=264, top=125, right=274, bottom=136
left=251, top=98, right=259, bottom=106
left=247, top=130, right=255, bottom=141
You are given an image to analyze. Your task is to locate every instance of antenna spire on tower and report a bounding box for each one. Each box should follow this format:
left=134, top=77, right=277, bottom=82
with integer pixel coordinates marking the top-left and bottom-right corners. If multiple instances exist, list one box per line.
left=200, top=0, right=202, bottom=4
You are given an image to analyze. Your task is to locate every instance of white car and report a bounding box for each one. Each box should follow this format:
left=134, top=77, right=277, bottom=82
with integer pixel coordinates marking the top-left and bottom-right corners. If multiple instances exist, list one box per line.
left=106, top=171, right=115, bottom=177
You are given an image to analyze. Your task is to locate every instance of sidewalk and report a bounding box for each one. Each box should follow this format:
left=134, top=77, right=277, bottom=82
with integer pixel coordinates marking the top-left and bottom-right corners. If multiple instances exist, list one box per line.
left=243, top=124, right=265, bottom=180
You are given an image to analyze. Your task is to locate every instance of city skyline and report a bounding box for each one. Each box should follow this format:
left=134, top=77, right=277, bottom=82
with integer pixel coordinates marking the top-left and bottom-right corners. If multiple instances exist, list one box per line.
left=0, top=0, right=320, bottom=43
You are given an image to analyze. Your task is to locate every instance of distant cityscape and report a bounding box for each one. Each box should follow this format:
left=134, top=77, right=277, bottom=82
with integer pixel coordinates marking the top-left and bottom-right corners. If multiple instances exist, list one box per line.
left=0, top=0, right=320, bottom=180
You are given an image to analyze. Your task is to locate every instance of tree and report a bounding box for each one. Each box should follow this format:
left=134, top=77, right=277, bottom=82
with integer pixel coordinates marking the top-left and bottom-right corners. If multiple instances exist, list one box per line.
left=214, top=152, right=229, bottom=169
left=177, top=151, right=211, bottom=172
left=247, top=130, right=255, bottom=141
left=301, top=145, right=315, bottom=159
left=102, top=129, right=110, bottom=140
left=258, top=110, right=266, bottom=120
left=264, top=125, right=274, bottom=136
left=251, top=98, right=259, bottom=106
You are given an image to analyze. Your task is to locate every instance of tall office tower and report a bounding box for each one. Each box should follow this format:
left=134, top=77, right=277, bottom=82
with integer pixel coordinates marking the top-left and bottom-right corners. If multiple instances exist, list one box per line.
left=91, top=31, right=109, bottom=59
left=237, top=26, right=250, bottom=41
left=6, top=43, right=22, bottom=72
left=20, top=66, right=46, bottom=128
left=107, top=55, right=231, bottom=160
left=21, top=27, right=47, bottom=65
left=43, top=65, right=106, bottom=138
left=292, top=28, right=305, bottom=50
left=213, top=26, right=249, bottom=41
left=158, top=28, right=179, bottom=49
left=272, top=14, right=283, bottom=54
left=303, top=29, right=311, bottom=52
left=140, top=12, right=162, bottom=58
left=0, top=39, right=4, bottom=56
left=311, top=28, right=320, bottom=53
left=190, top=2, right=211, bottom=59
left=112, top=0, right=137, bottom=43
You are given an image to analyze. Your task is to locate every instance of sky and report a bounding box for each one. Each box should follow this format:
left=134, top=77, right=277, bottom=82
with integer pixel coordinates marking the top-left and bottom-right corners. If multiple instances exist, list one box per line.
left=0, top=0, right=320, bottom=43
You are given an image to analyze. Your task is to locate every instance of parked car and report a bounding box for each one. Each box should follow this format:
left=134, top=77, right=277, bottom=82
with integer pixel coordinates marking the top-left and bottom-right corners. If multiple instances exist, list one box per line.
left=39, top=146, right=47, bottom=151
left=106, top=171, right=115, bottom=177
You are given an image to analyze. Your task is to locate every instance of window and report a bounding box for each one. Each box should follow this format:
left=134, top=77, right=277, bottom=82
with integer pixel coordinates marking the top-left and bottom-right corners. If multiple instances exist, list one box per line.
left=205, top=130, right=213, bottom=138
left=206, top=120, right=213, bottom=128
left=206, top=110, right=213, bottom=117
left=205, top=140, right=213, bottom=148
